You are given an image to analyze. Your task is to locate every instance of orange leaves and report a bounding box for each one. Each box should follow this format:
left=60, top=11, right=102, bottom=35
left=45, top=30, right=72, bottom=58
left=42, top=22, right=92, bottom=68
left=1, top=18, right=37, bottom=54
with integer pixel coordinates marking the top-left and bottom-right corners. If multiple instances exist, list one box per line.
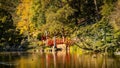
left=48, top=39, right=54, bottom=46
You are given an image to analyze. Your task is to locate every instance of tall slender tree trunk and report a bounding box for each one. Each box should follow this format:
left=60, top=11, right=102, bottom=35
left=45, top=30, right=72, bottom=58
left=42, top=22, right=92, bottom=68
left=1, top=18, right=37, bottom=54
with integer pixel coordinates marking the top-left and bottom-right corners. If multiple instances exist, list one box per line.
left=94, top=0, right=99, bottom=21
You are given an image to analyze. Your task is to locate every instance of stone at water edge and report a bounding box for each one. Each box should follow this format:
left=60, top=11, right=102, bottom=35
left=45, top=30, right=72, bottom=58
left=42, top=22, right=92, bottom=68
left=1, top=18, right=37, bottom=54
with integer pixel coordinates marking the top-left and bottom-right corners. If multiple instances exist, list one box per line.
left=114, top=52, right=120, bottom=55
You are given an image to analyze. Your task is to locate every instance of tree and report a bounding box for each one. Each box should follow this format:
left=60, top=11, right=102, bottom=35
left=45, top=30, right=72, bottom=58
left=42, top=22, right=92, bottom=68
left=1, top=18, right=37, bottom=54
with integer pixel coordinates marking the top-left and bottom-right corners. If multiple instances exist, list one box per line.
left=0, top=8, right=23, bottom=50
left=31, top=0, right=75, bottom=37
left=16, top=0, right=35, bottom=41
left=0, top=0, right=20, bottom=24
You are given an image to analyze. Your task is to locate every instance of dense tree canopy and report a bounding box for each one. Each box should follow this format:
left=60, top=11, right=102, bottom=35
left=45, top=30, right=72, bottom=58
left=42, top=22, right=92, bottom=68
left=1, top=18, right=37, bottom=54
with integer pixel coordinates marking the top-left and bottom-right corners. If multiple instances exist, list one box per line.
left=0, top=8, right=23, bottom=50
left=0, top=0, right=120, bottom=52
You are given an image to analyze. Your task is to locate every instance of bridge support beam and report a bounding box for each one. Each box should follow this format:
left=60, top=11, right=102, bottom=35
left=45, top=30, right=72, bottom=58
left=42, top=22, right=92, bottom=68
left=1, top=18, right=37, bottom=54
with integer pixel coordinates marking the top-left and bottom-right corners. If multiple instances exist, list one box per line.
left=53, top=36, right=57, bottom=49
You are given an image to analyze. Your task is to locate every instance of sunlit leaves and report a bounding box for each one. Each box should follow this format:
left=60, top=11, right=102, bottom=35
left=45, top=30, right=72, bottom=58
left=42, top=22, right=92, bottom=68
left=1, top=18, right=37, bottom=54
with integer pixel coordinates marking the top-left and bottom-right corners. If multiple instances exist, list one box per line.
left=16, top=0, right=34, bottom=35
left=101, top=4, right=114, bottom=16
left=31, top=0, right=75, bottom=37
left=110, top=0, right=120, bottom=31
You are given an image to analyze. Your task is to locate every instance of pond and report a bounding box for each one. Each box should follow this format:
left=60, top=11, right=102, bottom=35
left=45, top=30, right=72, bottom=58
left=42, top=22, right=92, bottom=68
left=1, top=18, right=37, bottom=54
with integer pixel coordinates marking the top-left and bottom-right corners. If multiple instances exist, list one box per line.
left=0, top=51, right=120, bottom=68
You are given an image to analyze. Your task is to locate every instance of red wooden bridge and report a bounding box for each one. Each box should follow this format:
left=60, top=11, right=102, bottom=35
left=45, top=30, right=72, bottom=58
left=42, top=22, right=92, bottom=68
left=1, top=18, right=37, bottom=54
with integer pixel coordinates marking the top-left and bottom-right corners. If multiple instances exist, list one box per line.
left=41, top=36, right=74, bottom=47
left=39, top=35, right=75, bottom=50
left=47, top=38, right=73, bottom=47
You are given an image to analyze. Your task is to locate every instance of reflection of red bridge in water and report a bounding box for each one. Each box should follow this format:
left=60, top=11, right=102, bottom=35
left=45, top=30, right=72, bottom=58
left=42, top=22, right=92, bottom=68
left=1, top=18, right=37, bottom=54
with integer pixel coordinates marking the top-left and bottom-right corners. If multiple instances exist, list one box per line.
left=40, top=51, right=71, bottom=68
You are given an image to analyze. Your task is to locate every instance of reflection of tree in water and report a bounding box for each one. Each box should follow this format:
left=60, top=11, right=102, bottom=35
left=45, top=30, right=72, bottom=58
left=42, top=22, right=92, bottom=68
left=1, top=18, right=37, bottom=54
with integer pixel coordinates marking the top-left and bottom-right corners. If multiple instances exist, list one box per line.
left=44, top=53, right=120, bottom=68
left=0, top=52, right=120, bottom=68
left=0, top=9, right=23, bottom=51
left=101, top=55, right=120, bottom=68
left=44, top=51, right=71, bottom=68
left=0, top=52, right=32, bottom=68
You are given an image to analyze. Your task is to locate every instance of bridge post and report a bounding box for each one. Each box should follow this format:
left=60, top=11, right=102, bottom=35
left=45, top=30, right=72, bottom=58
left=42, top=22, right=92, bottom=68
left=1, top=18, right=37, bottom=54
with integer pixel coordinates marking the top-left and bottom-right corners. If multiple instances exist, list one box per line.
left=53, top=35, right=57, bottom=49
left=45, top=30, right=48, bottom=46
left=62, top=36, right=65, bottom=43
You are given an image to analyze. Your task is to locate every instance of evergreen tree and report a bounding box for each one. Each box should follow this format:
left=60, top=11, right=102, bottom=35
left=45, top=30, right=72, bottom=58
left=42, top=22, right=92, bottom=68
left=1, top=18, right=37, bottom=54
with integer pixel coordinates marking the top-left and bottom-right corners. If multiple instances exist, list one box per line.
left=0, top=9, right=23, bottom=49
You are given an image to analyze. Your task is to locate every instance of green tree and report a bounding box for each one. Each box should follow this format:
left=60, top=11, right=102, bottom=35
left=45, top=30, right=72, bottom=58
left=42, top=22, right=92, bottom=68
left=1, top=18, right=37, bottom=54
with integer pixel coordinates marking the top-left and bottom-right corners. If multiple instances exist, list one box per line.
left=0, top=9, right=23, bottom=50
left=31, top=0, right=75, bottom=37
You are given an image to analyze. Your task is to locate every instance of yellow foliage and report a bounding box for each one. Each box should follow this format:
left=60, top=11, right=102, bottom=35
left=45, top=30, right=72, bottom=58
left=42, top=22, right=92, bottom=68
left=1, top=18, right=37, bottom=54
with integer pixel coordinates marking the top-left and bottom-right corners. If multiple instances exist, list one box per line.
left=1, top=16, right=7, bottom=23
left=16, top=0, right=34, bottom=34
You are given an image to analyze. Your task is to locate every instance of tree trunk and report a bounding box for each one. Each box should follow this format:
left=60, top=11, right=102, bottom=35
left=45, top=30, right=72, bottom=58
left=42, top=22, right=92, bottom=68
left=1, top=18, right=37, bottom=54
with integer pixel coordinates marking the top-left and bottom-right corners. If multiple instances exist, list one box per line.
left=94, top=0, right=99, bottom=20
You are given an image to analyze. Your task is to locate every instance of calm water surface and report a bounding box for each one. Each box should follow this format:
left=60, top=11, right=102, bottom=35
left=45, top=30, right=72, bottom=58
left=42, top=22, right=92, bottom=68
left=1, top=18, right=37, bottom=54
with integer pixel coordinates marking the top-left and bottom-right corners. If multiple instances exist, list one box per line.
left=0, top=51, right=120, bottom=68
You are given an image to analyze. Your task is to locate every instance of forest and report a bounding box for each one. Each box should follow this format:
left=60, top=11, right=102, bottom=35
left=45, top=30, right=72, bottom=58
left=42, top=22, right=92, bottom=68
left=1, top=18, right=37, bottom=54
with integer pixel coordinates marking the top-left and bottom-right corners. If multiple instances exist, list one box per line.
left=0, top=0, right=120, bottom=53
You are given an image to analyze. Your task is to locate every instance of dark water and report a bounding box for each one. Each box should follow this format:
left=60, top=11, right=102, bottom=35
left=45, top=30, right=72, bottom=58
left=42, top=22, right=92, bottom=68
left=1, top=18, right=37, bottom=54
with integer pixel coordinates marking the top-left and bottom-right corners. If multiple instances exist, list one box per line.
left=0, top=51, right=120, bottom=68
